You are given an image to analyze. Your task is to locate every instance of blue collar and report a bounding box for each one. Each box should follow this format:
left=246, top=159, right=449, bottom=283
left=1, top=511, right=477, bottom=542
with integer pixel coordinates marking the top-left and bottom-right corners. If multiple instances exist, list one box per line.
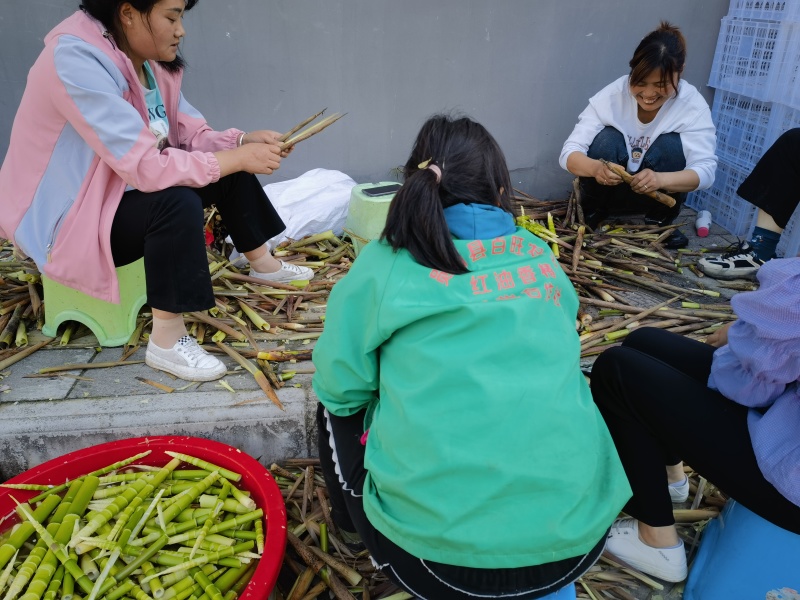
left=443, top=203, right=516, bottom=240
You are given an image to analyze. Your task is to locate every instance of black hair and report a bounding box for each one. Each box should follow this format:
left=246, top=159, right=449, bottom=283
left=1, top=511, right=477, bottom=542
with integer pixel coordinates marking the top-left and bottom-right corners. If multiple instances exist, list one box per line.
left=79, top=0, right=198, bottom=73
left=629, top=21, right=686, bottom=97
left=381, top=114, right=515, bottom=275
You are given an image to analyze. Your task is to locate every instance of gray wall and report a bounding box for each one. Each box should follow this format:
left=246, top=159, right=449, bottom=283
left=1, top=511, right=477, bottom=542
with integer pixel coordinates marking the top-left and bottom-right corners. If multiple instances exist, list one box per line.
left=0, top=1, right=728, bottom=199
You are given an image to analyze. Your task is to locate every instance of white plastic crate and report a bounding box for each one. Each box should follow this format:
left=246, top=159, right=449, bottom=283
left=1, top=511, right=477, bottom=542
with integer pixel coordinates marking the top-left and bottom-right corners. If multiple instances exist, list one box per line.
left=774, top=28, right=800, bottom=110
left=711, top=89, right=774, bottom=170
left=727, top=0, right=800, bottom=22
left=766, top=101, right=800, bottom=145
left=708, top=17, right=795, bottom=102
left=687, top=159, right=758, bottom=237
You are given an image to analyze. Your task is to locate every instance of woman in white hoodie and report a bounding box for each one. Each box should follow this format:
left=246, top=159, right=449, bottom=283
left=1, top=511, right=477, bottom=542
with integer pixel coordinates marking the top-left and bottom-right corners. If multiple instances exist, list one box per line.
left=560, top=22, right=716, bottom=249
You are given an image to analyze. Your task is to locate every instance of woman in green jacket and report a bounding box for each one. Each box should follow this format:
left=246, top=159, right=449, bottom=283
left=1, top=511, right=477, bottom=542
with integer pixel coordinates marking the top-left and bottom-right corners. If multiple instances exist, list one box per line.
left=312, top=115, right=631, bottom=599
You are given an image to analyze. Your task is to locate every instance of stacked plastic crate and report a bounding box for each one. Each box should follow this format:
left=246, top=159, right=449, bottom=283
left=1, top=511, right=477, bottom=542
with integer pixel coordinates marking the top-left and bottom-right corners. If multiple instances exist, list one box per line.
left=687, top=0, right=800, bottom=258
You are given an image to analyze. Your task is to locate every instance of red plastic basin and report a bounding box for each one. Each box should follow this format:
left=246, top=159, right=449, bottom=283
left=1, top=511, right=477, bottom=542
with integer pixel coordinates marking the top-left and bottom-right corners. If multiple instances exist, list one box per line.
left=0, top=436, right=287, bottom=599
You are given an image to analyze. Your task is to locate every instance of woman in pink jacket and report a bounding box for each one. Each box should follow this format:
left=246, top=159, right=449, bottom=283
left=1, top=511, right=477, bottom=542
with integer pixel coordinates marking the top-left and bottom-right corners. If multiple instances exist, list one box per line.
left=0, top=0, right=310, bottom=381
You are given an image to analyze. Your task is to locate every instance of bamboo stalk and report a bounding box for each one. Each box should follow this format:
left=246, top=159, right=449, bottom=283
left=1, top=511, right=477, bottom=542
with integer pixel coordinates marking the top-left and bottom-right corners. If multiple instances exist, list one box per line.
left=285, top=532, right=356, bottom=600
left=673, top=508, right=719, bottom=522
left=188, top=312, right=247, bottom=343
left=236, top=300, right=270, bottom=332
left=0, top=303, right=25, bottom=347
left=581, top=295, right=682, bottom=346
left=278, top=109, right=327, bottom=143
left=600, top=160, right=676, bottom=208
left=213, top=342, right=283, bottom=410
left=38, top=360, right=145, bottom=375
left=0, top=337, right=54, bottom=371
left=281, top=113, right=346, bottom=150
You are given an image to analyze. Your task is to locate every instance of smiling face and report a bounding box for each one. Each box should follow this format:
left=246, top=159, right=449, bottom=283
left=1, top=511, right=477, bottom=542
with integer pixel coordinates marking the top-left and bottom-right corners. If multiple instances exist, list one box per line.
left=630, top=70, right=678, bottom=121
left=120, top=0, right=187, bottom=71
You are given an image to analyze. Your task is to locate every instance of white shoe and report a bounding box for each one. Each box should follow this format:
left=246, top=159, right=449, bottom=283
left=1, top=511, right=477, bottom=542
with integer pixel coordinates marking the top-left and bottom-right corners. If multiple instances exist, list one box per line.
left=605, top=518, right=687, bottom=582
left=249, top=261, right=313, bottom=283
left=669, top=475, right=690, bottom=503
left=697, top=242, right=764, bottom=280
left=145, top=336, right=227, bottom=382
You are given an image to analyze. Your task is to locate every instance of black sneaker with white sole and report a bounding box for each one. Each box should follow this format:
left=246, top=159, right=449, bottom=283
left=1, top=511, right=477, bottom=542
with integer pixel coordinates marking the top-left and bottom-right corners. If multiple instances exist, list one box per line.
left=698, top=242, right=765, bottom=280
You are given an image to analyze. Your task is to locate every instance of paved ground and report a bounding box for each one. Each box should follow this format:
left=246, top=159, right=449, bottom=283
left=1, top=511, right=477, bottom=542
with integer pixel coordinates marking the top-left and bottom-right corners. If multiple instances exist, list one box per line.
left=0, top=206, right=754, bottom=599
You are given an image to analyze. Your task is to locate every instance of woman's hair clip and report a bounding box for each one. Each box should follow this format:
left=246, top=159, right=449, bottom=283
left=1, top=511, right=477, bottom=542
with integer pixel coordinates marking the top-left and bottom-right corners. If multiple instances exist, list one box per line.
left=417, top=158, right=442, bottom=183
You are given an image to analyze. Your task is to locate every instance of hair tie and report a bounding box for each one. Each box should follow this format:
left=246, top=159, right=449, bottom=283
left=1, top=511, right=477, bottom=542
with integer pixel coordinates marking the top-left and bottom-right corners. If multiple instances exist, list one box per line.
left=417, top=158, right=442, bottom=183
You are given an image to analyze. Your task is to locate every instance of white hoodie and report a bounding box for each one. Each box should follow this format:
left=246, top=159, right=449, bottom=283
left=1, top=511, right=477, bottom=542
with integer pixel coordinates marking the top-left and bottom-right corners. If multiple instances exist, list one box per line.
left=559, top=75, right=717, bottom=190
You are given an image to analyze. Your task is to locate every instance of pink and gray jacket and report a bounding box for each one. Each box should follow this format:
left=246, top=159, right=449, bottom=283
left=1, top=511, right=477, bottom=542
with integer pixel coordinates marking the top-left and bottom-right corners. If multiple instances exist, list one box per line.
left=0, top=10, right=242, bottom=302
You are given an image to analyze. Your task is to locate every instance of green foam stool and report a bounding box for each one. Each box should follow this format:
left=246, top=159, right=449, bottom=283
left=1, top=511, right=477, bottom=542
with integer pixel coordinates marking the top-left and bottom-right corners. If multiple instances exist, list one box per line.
left=344, top=182, right=399, bottom=256
left=42, top=258, right=147, bottom=347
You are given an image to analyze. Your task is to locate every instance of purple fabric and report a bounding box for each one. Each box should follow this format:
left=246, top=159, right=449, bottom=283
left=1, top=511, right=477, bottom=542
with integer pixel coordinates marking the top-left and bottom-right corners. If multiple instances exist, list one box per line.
left=708, top=257, right=800, bottom=506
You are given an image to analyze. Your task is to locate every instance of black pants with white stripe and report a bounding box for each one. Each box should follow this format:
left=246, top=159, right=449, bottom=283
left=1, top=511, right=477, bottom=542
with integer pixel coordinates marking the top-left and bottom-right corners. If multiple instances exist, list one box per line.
left=316, top=404, right=603, bottom=600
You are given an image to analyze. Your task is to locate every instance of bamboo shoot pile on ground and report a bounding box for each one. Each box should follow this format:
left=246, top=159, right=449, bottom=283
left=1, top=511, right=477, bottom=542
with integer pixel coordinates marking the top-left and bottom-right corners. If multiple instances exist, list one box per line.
left=270, top=460, right=727, bottom=600
left=0, top=230, right=353, bottom=400
left=512, top=191, right=740, bottom=359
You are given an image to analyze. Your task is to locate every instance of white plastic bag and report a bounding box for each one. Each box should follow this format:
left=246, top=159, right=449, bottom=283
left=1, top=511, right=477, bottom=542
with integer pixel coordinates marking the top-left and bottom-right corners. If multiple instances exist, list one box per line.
left=263, top=168, right=356, bottom=249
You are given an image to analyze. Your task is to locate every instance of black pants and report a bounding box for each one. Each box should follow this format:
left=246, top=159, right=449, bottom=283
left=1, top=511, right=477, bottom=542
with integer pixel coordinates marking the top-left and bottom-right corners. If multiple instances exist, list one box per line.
left=316, top=404, right=605, bottom=600
left=110, top=172, right=284, bottom=313
left=590, top=327, right=800, bottom=533
left=737, top=127, right=800, bottom=229
left=580, top=126, right=687, bottom=225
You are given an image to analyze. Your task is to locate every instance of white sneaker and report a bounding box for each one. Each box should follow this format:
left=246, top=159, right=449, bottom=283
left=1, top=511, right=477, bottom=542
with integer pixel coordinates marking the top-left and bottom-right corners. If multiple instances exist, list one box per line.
left=698, top=242, right=764, bottom=280
left=669, top=475, right=690, bottom=503
left=249, top=261, right=313, bottom=283
left=605, top=518, right=688, bottom=582
left=145, top=336, right=227, bottom=382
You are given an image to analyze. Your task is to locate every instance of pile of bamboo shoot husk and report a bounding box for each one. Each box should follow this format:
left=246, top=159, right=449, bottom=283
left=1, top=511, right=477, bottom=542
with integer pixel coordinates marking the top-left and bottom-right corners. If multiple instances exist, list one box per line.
left=0, top=192, right=743, bottom=597
left=0, top=230, right=353, bottom=405
left=270, top=459, right=728, bottom=600
left=511, top=187, right=744, bottom=359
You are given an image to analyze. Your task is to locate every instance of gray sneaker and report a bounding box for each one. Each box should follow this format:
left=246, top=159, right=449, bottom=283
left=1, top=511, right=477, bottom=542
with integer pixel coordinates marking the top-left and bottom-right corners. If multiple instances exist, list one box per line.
left=145, top=336, right=227, bottom=381
left=698, top=242, right=764, bottom=280
left=249, top=260, right=313, bottom=283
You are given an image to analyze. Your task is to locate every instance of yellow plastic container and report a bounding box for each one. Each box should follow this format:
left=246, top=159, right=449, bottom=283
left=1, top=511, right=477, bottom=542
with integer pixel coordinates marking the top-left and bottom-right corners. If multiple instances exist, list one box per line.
left=42, top=258, right=147, bottom=347
left=344, top=182, right=400, bottom=256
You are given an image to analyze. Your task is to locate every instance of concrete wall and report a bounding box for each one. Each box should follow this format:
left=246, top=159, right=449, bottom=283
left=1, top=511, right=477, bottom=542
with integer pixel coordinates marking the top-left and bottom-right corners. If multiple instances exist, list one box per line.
left=0, top=1, right=728, bottom=199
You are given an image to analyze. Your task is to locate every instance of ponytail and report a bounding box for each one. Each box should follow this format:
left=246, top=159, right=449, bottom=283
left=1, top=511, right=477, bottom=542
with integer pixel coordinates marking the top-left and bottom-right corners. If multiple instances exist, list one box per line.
left=382, top=164, right=468, bottom=274
left=381, top=114, right=515, bottom=275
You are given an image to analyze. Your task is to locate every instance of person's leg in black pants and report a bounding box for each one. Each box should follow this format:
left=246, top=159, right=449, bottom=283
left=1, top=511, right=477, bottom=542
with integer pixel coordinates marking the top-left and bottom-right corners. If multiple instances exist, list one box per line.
left=110, top=174, right=291, bottom=380
left=737, top=127, right=800, bottom=229
left=111, top=172, right=286, bottom=312
left=194, top=171, right=285, bottom=254
left=591, top=327, right=800, bottom=534
left=111, top=185, right=214, bottom=313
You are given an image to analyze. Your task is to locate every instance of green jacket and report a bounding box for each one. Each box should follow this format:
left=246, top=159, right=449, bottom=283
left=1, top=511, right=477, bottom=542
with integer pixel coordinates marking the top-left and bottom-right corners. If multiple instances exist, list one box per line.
left=313, top=227, right=631, bottom=568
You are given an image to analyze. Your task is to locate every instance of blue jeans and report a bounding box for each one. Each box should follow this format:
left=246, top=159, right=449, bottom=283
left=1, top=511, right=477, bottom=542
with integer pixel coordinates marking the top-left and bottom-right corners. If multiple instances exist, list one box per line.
left=580, top=127, right=687, bottom=224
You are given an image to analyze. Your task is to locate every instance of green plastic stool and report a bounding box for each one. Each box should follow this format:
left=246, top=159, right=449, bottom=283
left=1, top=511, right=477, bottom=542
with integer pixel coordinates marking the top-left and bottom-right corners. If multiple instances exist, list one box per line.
left=344, top=182, right=399, bottom=256
left=42, top=258, right=147, bottom=347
